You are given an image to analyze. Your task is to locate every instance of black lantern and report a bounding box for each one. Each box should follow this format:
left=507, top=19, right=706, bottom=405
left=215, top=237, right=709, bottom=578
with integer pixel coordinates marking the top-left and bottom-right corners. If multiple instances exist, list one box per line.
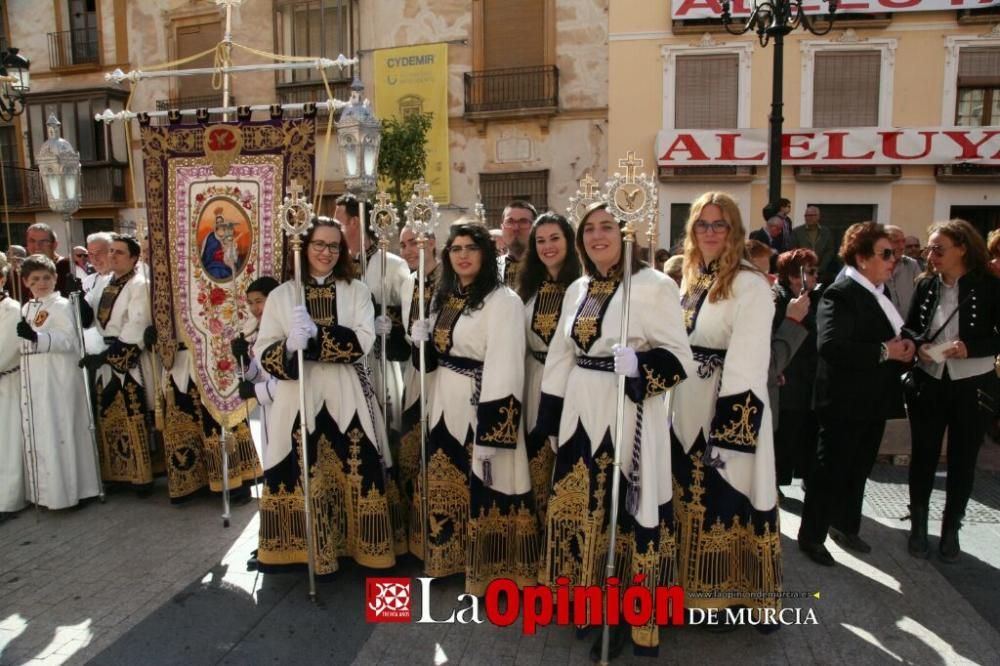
left=0, top=47, right=30, bottom=121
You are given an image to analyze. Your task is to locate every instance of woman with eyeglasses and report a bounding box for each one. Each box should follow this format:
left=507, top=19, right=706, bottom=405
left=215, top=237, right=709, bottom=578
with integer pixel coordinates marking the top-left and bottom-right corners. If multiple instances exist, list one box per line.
left=515, top=212, right=582, bottom=519
left=773, top=249, right=822, bottom=491
left=670, top=192, right=781, bottom=627
left=253, top=216, right=404, bottom=575
left=901, top=219, right=1000, bottom=562
left=408, top=223, right=539, bottom=595
left=798, top=222, right=914, bottom=566
left=538, top=204, right=691, bottom=657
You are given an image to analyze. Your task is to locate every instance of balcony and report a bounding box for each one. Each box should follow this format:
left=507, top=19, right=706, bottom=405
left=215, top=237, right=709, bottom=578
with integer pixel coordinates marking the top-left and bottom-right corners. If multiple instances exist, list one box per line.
left=464, top=65, right=559, bottom=130
left=47, top=28, right=101, bottom=70
left=0, top=165, right=44, bottom=211
left=155, top=95, right=236, bottom=124
left=81, top=163, right=128, bottom=207
left=276, top=79, right=353, bottom=117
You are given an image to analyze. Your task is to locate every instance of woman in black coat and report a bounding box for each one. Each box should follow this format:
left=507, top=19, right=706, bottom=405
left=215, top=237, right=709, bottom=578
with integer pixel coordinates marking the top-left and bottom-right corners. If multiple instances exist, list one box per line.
left=798, top=223, right=915, bottom=567
left=902, top=219, right=1000, bottom=562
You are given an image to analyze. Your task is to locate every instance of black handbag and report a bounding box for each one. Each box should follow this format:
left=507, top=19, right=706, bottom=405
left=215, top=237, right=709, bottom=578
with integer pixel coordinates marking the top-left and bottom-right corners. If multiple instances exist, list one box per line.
left=900, top=287, right=971, bottom=400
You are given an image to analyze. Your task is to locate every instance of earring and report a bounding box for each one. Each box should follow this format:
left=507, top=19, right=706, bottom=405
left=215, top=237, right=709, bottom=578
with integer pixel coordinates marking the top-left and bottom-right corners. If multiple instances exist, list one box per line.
left=860, top=264, right=868, bottom=271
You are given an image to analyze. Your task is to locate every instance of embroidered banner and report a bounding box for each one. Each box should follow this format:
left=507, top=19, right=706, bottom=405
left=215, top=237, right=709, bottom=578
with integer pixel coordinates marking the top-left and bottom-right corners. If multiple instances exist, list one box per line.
left=140, top=112, right=316, bottom=427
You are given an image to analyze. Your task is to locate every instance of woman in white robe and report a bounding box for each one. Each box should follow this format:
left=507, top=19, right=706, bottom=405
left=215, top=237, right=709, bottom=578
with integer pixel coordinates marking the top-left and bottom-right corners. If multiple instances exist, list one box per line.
left=253, top=217, right=405, bottom=575
left=17, top=255, right=100, bottom=510
left=0, top=257, right=26, bottom=514
left=670, top=192, right=782, bottom=620
left=538, top=205, right=692, bottom=657
left=514, top=212, right=582, bottom=521
left=409, top=223, right=540, bottom=596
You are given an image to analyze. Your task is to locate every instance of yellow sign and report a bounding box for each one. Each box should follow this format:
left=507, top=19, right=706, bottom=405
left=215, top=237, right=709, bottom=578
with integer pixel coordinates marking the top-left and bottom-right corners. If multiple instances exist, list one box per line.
left=373, top=43, right=450, bottom=204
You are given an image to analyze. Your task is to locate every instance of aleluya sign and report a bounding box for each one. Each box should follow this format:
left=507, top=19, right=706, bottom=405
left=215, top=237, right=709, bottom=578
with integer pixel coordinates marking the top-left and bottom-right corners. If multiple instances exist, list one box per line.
left=656, top=128, right=1000, bottom=166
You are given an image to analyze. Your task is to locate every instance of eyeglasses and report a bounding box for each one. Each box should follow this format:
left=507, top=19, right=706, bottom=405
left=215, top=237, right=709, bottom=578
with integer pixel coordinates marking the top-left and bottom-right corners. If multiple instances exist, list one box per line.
left=308, top=240, right=341, bottom=254
left=802, top=268, right=818, bottom=276
left=502, top=218, right=532, bottom=229
left=449, top=244, right=482, bottom=256
left=927, top=244, right=954, bottom=257
left=876, top=248, right=895, bottom=261
left=74, top=253, right=88, bottom=259
left=693, top=220, right=730, bottom=235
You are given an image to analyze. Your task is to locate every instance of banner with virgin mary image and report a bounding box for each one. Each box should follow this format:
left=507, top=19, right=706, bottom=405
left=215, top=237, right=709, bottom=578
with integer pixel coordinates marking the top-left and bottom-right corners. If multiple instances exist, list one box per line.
left=139, top=108, right=316, bottom=428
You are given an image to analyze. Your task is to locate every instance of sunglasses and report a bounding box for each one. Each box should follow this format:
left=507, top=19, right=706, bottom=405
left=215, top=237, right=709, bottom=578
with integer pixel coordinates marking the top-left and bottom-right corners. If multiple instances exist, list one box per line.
left=875, top=248, right=895, bottom=261
left=75, top=253, right=88, bottom=259
left=927, top=244, right=954, bottom=257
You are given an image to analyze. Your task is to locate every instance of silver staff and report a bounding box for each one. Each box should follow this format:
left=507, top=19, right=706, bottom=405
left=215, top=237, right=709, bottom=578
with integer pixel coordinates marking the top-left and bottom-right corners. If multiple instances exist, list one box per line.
left=216, top=214, right=240, bottom=528
left=69, top=291, right=105, bottom=503
left=404, top=179, right=439, bottom=569
left=358, top=197, right=370, bottom=373
left=20, top=299, right=41, bottom=518
left=371, top=192, right=399, bottom=451
left=598, top=152, right=657, bottom=666
left=278, top=179, right=318, bottom=600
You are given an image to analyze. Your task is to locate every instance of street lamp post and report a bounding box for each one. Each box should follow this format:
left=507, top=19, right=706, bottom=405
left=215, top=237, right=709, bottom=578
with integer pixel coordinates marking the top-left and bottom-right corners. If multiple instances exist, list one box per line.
left=36, top=114, right=82, bottom=220
left=721, top=0, right=838, bottom=207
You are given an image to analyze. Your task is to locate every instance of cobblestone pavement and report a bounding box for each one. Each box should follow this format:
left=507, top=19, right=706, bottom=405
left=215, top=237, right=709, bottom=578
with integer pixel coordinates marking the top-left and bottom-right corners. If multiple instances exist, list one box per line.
left=2, top=442, right=999, bottom=665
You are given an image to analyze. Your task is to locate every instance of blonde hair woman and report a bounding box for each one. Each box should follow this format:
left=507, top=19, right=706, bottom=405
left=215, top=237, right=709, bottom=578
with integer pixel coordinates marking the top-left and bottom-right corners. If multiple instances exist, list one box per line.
left=671, top=192, right=782, bottom=629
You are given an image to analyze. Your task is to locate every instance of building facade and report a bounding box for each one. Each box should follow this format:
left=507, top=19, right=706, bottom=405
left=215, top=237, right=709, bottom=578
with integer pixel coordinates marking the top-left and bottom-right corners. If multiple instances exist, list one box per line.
left=0, top=0, right=609, bottom=251
left=609, top=1, right=1000, bottom=251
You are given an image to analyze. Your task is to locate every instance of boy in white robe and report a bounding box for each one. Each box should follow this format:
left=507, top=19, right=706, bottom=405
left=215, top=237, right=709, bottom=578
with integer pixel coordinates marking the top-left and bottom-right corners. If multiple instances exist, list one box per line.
left=0, top=253, right=26, bottom=516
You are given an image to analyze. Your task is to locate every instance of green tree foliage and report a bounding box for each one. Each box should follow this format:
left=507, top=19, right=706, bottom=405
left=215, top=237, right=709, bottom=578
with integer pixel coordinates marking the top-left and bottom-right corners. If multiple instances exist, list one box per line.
left=377, top=111, right=433, bottom=217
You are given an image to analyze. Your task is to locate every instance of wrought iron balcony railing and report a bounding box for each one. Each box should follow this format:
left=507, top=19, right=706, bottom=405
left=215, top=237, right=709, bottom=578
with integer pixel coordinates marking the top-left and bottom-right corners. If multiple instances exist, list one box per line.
left=47, top=28, right=101, bottom=69
left=81, top=163, right=127, bottom=206
left=0, top=165, right=44, bottom=211
left=464, top=65, right=559, bottom=116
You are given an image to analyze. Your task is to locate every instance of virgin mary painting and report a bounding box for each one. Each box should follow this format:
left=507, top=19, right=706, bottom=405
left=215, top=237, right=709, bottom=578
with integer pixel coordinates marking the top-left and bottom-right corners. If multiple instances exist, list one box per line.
left=197, top=200, right=251, bottom=281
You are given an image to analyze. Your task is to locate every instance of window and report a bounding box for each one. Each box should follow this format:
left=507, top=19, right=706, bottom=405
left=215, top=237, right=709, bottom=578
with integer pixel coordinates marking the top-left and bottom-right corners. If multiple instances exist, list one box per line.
left=674, top=54, right=738, bottom=129
left=807, top=203, right=876, bottom=252
left=812, top=51, right=880, bottom=127
left=669, top=203, right=691, bottom=253
left=26, top=90, right=128, bottom=165
left=274, top=0, right=356, bottom=84
left=479, top=170, right=548, bottom=227
left=482, top=0, right=544, bottom=70
left=955, top=47, right=1000, bottom=126
left=174, top=21, right=221, bottom=101
left=800, top=38, right=895, bottom=128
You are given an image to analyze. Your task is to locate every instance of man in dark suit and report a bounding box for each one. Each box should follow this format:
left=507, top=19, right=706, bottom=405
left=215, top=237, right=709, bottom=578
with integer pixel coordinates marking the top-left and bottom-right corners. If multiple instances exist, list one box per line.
left=793, top=206, right=838, bottom=284
left=749, top=203, right=788, bottom=271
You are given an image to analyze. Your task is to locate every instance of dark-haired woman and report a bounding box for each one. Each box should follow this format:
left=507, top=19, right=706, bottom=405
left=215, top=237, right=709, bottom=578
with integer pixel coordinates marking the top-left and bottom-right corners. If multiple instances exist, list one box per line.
left=670, top=192, right=781, bottom=620
left=253, top=218, right=404, bottom=574
left=903, top=219, right=1000, bottom=562
left=538, top=205, right=692, bottom=657
left=516, top=212, right=581, bottom=520
left=799, top=222, right=913, bottom=566
left=409, top=223, right=539, bottom=595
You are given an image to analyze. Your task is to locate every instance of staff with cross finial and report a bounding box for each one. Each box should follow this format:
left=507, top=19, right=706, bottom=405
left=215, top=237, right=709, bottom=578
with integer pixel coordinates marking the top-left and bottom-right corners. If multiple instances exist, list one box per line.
left=371, top=191, right=399, bottom=451
left=216, top=214, right=241, bottom=528
left=404, top=179, right=439, bottom=569
left=599, top=151, right=658, bottom=666
left=277, top=178, right=318, bottom=600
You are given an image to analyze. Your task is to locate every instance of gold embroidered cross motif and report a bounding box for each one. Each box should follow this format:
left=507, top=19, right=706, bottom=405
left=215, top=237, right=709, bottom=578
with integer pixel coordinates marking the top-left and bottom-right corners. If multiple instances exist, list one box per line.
left=571, top=277, right=619, bottom=351
left=480, top=397, right=520, bottom=446
left=709, top=394, right=759, bottom=448
left=531, top=281, right=566, bottom=345
left=433, top=293, right=467, bottom=354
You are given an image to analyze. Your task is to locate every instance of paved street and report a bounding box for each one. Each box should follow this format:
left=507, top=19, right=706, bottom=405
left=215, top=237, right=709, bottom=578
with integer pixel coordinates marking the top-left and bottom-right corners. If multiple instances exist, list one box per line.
left=2, top=431, right=999, bottom=666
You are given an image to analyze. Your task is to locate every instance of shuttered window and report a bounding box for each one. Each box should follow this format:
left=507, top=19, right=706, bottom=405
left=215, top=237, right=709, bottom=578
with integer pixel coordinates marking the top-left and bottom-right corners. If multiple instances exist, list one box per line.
left=479, top=170, right=548, bottom=227
left=956, top=47, right=1000, bottom=126
left=812, top=50, right=881, bottom=127
left=674, top=54, right=738, bottom=129
left=176, top=22, right=221, bottom=99
left=483, top=0, right=544, bottom=70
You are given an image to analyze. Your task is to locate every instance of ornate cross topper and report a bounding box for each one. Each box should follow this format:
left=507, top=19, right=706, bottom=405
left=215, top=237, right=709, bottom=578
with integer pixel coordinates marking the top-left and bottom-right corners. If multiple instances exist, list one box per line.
left=605, top=151, right=657, bottom=227
left=277, top=178, right=314, bottom=243
left=404, top=179, right=439, bottom=239
left=567, top=171, right=606, bottom=228
left=371, top=191, right=400, bottom=244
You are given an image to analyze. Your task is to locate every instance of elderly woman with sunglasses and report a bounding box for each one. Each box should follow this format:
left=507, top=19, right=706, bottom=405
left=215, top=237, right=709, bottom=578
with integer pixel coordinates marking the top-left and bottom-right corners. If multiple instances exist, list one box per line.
left=670, top=192, right=781, bottom=627
left=902, top=219, right=1000, bottom=562
left=798, top=222, right=915, bottom=566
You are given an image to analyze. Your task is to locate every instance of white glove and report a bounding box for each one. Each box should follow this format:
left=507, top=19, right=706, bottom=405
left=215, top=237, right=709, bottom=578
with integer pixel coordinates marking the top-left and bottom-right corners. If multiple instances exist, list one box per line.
left=410, top=318, right=432, bottom=343
left=291, top=304, right=318, bottom=339
left=612, top=343, right=639, bottom=378
left=374, top=315, right=393, bottom=337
